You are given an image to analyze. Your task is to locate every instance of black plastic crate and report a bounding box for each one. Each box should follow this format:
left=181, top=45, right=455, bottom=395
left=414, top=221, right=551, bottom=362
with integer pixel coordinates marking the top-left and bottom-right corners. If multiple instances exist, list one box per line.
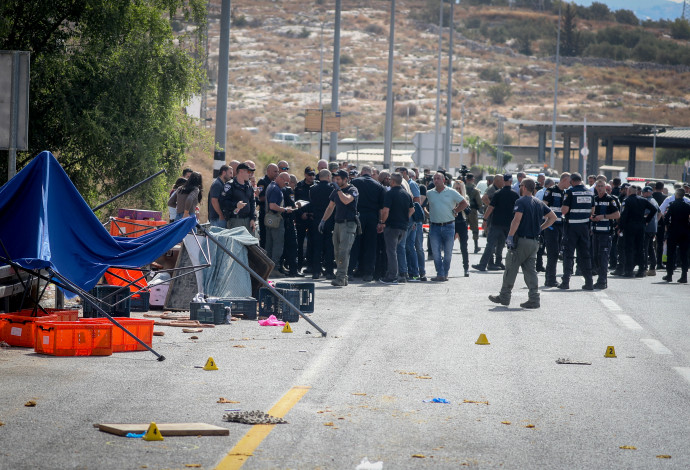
left=216, top=297, right=257, bottom=320
left=274, top=282, right=314, bottom=313
left=258, top=288, right=300, bottom=323
left=130, top=292, right=150, bottom=312
left=82, top=285, right=131, bottom=318
left=189, top=302, right=229, bottom=325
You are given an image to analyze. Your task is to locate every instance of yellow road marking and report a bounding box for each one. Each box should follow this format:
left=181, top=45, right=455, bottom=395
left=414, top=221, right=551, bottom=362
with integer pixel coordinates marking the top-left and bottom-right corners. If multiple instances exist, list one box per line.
left=215, top=386, right=310, bottom=470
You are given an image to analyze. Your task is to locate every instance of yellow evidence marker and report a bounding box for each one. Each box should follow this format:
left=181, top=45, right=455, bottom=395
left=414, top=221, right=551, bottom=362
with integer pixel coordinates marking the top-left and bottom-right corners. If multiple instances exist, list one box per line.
left=203, top=357, right=219, bottom=370
left=475, top=333, right=490, bottom=345
left=282, top=322, right=293, bottom=333
left=604, top=346, right=617, bottom=358
left=143, top=422, right=164, bottom=441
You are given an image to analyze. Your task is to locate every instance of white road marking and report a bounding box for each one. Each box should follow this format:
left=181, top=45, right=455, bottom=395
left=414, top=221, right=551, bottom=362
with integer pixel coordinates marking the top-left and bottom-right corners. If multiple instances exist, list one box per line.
left=616, top=314, right=643, bottom=330
left=640, top=338, right=673, bottom=355
left=674, top=367, right=690, bottom=385
left=600, top=298, right=622, bottom=311
left=594, top=291, right=608, bottom=298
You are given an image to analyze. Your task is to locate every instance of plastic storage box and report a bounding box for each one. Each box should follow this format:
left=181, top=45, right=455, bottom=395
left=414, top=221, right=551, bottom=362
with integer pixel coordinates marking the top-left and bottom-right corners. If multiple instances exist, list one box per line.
left=258, top=288, right=300, bottom=323
left=130, top=292, right=150, bottom=312
left=82, top=285, right=131, bottom=318
left=189, top=302, right=229, bottom=325
left=0, top=313, right=58, bottom=347
left=117, top=208, right=162, bottom=221
left=80, top=318, right=154, bottom=352
left=215, top=297, right=258, bottom=320
left=34, top=320, right=113, bottom=356
left=15, top=308, right=79, bottom=322
left=274, top=282, right=315, bottom=313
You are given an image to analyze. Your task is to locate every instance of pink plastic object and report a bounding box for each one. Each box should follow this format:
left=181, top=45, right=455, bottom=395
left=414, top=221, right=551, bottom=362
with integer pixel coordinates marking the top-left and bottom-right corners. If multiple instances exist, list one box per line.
left=258, top=315, right=285, bottom=326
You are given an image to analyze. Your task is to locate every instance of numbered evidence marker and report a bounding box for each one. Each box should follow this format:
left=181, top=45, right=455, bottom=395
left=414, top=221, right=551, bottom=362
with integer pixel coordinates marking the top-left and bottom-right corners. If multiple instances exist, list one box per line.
left=604, top=346, right=617, bottom=358
left=143, top=422, right=164, bottom=441
left=282, top=322, right=293, bottom=333
left=203, top=357, right=219, bottom=370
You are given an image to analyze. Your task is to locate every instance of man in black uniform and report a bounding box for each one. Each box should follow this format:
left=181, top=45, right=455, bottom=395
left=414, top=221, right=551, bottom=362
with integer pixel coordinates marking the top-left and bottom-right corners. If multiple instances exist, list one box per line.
left=559, top=173, right=595, bottom=290
left=257, top=163, right=279, bottom=248
left=652, top=181, right=667, bottom=270
left=350, top=166, right=385, bottom=282
left=281, top=175, right=302, bottom=277
left=220, top=163, right=256, bottom=234
left=473, top=174, right=518, bottom=271
left=489, top=178, right=556, bottom=308
left=542, top=172, right=568, bottom=287
left=590, top=179, right=620, bottom=289
left=618, top=184, right=657, bottom=277
left=309, top=169, right=335, bottom=280
left=294, top=167, right=315, bottom=272
left=663, top=188, right=690, bottom=283
left=610, top=183, right=630, bottom=273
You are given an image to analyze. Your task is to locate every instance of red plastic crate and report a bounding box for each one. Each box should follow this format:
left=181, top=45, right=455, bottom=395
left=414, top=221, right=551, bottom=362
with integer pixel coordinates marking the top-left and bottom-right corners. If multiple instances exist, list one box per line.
left=109, top=217, right=167, bottom=238
left=0, top=314, right=59, bottom=347
left=34, top=320, right=113, bottom=356
left=16, top=308, right=79, bottom=321
left=80, top=318, right=153, bottom=352
left=117, top=208, right=162, bottom=221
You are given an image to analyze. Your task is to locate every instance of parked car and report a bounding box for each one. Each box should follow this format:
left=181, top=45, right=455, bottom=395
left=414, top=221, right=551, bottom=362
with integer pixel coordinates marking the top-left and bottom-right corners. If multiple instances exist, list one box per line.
left=271, top=132, right=300, bottom=144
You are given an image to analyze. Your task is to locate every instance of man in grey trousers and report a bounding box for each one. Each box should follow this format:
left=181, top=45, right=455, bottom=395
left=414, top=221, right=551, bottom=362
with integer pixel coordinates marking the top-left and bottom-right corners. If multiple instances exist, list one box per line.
left=379, top=173, right=414, bottom=284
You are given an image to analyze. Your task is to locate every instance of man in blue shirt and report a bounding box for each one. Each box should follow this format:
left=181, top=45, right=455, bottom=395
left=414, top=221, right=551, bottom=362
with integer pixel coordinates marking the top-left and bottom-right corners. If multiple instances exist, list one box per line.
left=319, top=170, right=359, bottom=286
left=489, top=179, right=556, bottom=309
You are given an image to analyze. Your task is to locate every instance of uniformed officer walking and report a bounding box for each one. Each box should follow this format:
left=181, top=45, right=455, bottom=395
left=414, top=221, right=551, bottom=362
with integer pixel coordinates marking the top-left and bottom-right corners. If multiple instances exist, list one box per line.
left=590, top=179, right=620, bottom=289
left=541, top=173, right=568, bottom=286
left=489, top=178, right=556, bottom=308
left=350, top=166, right=385, bottom=282
left=663, top=188, right=690, bottom=283
left=309, top=170, right=336, bottom=280
left=319, top=170, right=359, bottom=287
left=559, top=172, right=595, bottom=290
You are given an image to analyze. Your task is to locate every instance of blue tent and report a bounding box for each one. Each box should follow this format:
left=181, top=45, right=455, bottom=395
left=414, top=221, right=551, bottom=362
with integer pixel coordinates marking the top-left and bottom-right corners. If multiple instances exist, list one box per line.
left=0, top=151, right=197, bottom=293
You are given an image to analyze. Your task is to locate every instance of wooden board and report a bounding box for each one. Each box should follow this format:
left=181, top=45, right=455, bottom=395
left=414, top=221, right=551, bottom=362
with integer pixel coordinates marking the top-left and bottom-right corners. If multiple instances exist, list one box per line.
left=97, top=422, right=229, bottom=436
left=164, top=242, right=199, bottom=311
left=247, top=244, right=274, bottom=297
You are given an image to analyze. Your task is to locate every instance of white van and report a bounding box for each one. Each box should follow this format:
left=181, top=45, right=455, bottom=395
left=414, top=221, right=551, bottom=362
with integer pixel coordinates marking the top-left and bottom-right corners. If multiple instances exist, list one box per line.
left=271, top=133, right=300, bottom=144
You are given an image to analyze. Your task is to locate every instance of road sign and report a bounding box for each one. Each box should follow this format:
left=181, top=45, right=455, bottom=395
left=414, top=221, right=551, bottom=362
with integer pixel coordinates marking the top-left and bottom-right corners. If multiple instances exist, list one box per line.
left=323, top=112, right=341, bottom=132
left=304, top=109, right=322, bottom=132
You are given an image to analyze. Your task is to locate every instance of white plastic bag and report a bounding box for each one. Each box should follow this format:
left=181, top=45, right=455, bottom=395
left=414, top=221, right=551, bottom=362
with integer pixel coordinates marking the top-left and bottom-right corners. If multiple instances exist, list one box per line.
left=355, top=457, right=383, bottom=470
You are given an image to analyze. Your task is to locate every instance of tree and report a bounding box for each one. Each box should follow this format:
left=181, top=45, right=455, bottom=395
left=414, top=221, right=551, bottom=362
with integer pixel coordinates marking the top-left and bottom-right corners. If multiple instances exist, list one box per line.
left=561, top=3, right=581, bottom=57
left=670, top=18, right=690, bottom=40
left=0, top=0, right=206, bottom=210
left=657, top=148, right=690, bottom=165
left=588, top=2, right=613, bottom=22
left=614, top=9, right=639, bottom=26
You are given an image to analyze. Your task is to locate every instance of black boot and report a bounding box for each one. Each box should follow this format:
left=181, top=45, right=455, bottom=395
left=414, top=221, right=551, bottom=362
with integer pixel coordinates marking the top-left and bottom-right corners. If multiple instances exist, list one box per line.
left=679, top=273, right=688, bottom=284
left=557, top=278, right=570, bottom=290
left=582, top=278, right=594, bottom=290
left=474, top=240, right=480, bottom=254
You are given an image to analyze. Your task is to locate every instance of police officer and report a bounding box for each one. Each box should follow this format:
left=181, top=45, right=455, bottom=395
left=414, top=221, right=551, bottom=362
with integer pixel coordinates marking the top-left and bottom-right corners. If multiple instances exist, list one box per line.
left=542, top=173, right=568, bottom=287
left=489, top=178, right=556, bottom=308
left=281, top=175, right=302, bottom=277
left=663, top=188, right=690, bottom=283
left=559, top=172, right=595, bottom=290
left=319, top=169, right=359, bottom=287
left=350, top=166, right=385, bottom=282
left=618, top=184, right=657, bottom=277
left=590, top=179, right=620, bottom=289
left=257, top=163, right=279, bottom=248
left=294, top=167, right=315, bottom=272
left=651, top=181, right=667, bottom=270
left=220, top=162, right=256, bottom=233
left=611, top=183, right=631, bottom=274
left=309, top=169, right=336, bottom=280
left=465, top=173, right=483, bottom=253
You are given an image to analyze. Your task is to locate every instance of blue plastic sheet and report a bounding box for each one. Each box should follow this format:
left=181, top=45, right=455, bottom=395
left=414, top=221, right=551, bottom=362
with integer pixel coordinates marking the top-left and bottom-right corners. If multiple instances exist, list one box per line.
left=0, top=151, right=197, bottom=294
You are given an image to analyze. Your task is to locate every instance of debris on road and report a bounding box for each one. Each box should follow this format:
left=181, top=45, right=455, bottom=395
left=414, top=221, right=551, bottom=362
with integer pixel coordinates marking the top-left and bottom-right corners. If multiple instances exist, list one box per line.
left=411, top=454, right=426, bottom=458
left=24, top=400, right=36, bottom=407
left=217, top=398, right=240, bottom=404
left=525, top=424, right=535, bottom=428
left=416, top=375, right=432, bottom=379
left=154, top=320, right=214, bottom=328
left=352, top=393, right=367, bottom=396
left=355, top=457, right=383, bottom=470
left=423, top=398, right=450, bottom=404
left=656, top=455, right=671, bottom=459
left=152, top=331, right=165, bottom=336
left=619, top=446, right=636, bottom=450
left=462, top=400, right=489, bottom=405
left=0, top=341, right=10, bottom=348
left=556, top=358, right=592, bottom=365
left=222, top=410, right=287, bottom=425
left=182, top=328, right=203, bottom=333
left=501, top=421, right=511, bottom=425
left=258, top=315, right=285, bottom=326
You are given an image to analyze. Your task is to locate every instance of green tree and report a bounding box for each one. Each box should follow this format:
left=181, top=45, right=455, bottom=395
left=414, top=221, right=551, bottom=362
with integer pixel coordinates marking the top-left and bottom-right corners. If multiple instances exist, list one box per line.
left=657, top=148, right=690, bottom=165
left=670, top=18, right=690, bottom=40
left=588, top=2, right=613, bottom=22
left=614, top=9, right=639, bottom=26
left=0, top=0, right=206, bottom=210
left=561, top=3, right=581, bottom=57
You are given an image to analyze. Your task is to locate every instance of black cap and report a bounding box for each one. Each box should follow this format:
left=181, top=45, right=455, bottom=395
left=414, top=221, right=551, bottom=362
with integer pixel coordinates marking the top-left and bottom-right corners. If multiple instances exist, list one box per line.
left=503, top=173, right=512, bottom=182
left=335, top=169, right=349, bottom=180
left=304, top=166, right=315, bottom=175
left=237, top=163, right=250, bottom=171
left=621, top=183, right=631, bottom=188
left=642, top=186, right=653, bottom=193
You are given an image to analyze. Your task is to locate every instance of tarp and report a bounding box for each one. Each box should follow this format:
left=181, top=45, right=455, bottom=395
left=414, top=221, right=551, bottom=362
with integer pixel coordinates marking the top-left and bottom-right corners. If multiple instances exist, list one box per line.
left=0, top=151, right=197, bottom=293
left=202, top=226, right=258, bottom=298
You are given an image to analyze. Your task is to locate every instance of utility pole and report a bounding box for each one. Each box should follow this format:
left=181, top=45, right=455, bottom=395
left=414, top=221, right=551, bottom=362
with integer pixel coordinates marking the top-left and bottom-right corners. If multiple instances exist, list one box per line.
left=213, top=0, right=231, bottom=178
left=497, top=116, right=506, bottom=169
left=383, top=0, right=396, bottom=170
left=328, top=0, right=342, bottom=162
left=549, top=1, right=562, bottom=171
left=434, top=0, right=444, bottom=171
left=319, top=21, right=324, bottom=160
left=459, top=102, right=465, bottom=166
left=444, top=0, right=458, bottom=171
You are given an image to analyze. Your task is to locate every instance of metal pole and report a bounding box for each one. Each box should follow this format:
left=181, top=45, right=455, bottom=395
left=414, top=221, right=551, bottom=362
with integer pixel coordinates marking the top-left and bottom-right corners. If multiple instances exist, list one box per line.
left=356, top=126, right=360, bottom=165
left=549, top=1, right=562, bottom=170
left=444, top=0, right=456, bottom=171
left=91, top=169, right=166, bottom=212
left=652, top=125, right=657, bottom=179
left=405, top=106, right=409, bottom=143
left=319, top=22, right=324, bottom=160
left=213, top=0, right=231, bottom=178
left=434, top=0, right=444, bottom=171
left=328, top=0, right=342, bottom=162
left=383, top=0, right=396, bottom=170
left=8, top=52, right=21, bottom=180
left=459, top=102, right=465, bottom=167
left=497, top=116, right=505, bottom=169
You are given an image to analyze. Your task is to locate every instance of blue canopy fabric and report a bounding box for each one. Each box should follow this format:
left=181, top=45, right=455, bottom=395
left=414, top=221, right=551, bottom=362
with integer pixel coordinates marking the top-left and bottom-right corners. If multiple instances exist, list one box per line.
left=0, top=151, right=197, bottom=293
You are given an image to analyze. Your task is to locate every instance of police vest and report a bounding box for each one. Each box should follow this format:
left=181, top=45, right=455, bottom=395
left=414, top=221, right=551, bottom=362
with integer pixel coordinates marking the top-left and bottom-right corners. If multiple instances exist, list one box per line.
left=543, top=186, right=564, bottom=224
left=564, top=185, right=593, bottom=224
left=593, top=195, right=614, bottom=234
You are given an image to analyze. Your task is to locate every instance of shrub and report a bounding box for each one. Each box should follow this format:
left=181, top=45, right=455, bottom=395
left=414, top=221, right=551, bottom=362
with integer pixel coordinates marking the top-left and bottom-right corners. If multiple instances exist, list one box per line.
left=487, top=83, right=511, bottom=104
left=339, top=54, right=354, bottom=65
left=479, top=66, right=502, bottom=82
left=298, top=27, right=311, bottom=39
left=231, top=13, right=247, bottom=28
left=365, top=23, right=385, bottom=35
left=615, top=9, right=639, bottom=26
left=395, top=104, right=418, bottom=117
left=465, top=16, right=481, bottom=29
left=671, top=19, right=690, bottom=40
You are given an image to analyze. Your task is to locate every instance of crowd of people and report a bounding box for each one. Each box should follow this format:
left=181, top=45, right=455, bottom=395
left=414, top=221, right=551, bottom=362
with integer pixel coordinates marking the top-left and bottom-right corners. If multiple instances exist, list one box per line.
left=168, top=159, right=690, bottom=297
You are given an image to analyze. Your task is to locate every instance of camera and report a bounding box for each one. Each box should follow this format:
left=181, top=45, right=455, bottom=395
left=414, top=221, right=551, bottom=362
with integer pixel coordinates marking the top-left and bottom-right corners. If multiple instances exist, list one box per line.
left=456, top=165, right=469, bottom=179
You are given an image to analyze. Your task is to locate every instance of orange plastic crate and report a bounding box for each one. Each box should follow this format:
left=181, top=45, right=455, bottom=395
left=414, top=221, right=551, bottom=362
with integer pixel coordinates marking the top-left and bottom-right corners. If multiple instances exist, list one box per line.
left=16, top=308, right=79, bottom=321
left=80, top=318, right=153, bottom=352
left=0, top=314, right=59, bottom=347
left=109, top=217, right=167, bottom=238
left=34, top=321, right=113, bottom=356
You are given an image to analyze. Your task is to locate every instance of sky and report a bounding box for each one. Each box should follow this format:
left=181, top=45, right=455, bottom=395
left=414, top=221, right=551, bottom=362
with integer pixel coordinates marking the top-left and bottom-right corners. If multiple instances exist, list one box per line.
left=566, top=0, right=687, bottom=21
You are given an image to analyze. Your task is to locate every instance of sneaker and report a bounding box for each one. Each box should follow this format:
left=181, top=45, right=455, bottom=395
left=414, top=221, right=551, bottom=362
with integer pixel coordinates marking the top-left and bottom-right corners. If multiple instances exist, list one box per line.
left=472, top=264, right=486, bottom=272
left=536, top=265, right=546, bottom=273
left=379, top=277, right=398, bottom=285
left=397, top=276, right=407, bottom=283
left=362, top=275, right=373, bottom=282
left=544, top=280, right=558, bottom=288
left=581, top=283, right=594, bottom=291
left=325, top=272, right=336, bottom=280
left=520, top=300, right=540, bottom=309
left=464, top=269, right=470, bottom=277
left=408, top=276, right=421, bottom=282
left=635, top=270, right=645, bottom=278
left=646, top=269, right=656, bottom=276
left=443, top=276, right=449, bottom=281
left=662, top=274, right=672, bottom=282
left=593, top=281, right=607, bottom=289
left=488, top=294, right=510, bottom=306
left=557, top=281, right=570, bottom=290
left=331, top=279, right=347, bottom=287
left=419, top=276, right=428, bottom=282
left=496, top=263, right=506, bottom=270
left=312, top=274, right=321, bottom=280
left=487, top=264, right=502, bottom=271
left=430, top=276, right=445, bottom=282
left=679, top=276, right=688, bottom=284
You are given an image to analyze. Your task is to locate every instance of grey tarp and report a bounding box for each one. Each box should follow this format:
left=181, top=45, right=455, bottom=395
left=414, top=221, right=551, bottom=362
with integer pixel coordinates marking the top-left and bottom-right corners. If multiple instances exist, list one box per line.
left=202, top=226, right=258, bottom=298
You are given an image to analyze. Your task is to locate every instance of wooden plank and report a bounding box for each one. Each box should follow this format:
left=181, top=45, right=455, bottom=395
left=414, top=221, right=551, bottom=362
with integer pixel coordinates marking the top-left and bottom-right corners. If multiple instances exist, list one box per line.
left=97, top=422, right=229, bottom=436
left=164, top=242, right=199, bottom=311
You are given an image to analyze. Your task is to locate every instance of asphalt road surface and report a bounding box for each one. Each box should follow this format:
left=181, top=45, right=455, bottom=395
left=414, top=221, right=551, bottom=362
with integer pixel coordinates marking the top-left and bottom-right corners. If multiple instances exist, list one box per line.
left=1, top=235, right=689, bottom=470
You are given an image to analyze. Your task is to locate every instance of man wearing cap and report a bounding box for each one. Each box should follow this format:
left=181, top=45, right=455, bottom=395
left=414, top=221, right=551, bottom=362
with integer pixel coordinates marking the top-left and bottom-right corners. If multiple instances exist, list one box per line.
left=590, top=179, right=620, bottom=289
left=663, top=188, right=690, bottom=283
left=489, top=178, right=556, bottom=308
left=473, top=174, right=518, bottom=272
left=351, top=166, right=386, bottom=282
left=559, top=172, right=595, bottom=290
left=208, top=164, right=233, bottom=228
left=426, top=172, right=468, bottom=281
left=319, top=170, right=359, bottom=286
left=221, top=163, right=256, bottom=234
left=257, top=163, right=280, bottom=248
left=618, top=183, right=657, bottom=278
left=294, top=167, right=316, bottom=272
left=642, top=186, right=660, bottom=276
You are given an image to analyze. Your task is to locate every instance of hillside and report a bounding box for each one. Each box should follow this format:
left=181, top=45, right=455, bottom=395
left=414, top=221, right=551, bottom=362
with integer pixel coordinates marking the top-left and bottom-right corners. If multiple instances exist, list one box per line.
left=191, top=0, right=690, bottom=169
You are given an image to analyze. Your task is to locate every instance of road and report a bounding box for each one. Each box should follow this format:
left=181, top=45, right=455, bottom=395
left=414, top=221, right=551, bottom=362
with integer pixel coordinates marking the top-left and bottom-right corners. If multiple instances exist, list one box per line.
left=1, top=236, right=689, bottom=470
